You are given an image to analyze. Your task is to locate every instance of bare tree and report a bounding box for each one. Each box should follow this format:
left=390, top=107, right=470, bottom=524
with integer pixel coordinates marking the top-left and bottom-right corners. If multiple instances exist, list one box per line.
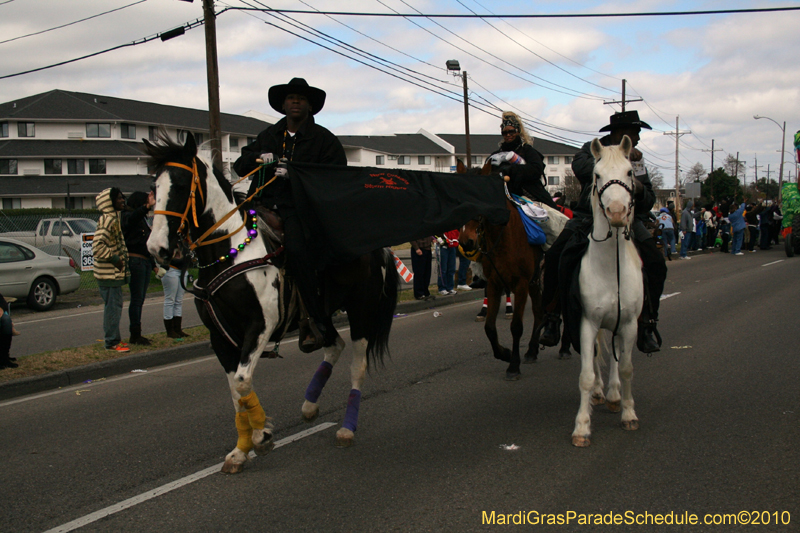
left=685, top=162, right=706, bottom=185
left=646, top=165, right=665, bottom=189
left=722, top=154, right=746, bottom=178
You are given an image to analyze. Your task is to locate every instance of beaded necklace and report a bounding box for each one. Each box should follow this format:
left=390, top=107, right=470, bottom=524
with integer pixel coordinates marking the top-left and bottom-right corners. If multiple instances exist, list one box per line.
left=198, top=209, right=259, bottom=269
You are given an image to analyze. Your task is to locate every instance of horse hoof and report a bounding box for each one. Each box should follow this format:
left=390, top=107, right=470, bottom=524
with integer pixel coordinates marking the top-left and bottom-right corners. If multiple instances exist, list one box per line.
left=253, top=434, right=275, bottom=456
left=505, top=371, right=521, bottom=381
left=505, top=313, right=513, bottom=320
left=221, top=459, right=246, bottom=474
left=494, top=348, right=511, bottom=363
left=572, top=436, right=591, bottom=447
left=301, top=401, right=319, bottom=422
left=606, top=400, right=621, bottom=413
left=335, top=428, right=355, bottom=448
left=591, top=394, right=605, bottom=406
left=558, top=351, right=571, bottom=360
left=475, top=316, right=485, bottom=322
left=523, top=355, right=537, bottom=364
left=621, top=420, right=639, bottom=431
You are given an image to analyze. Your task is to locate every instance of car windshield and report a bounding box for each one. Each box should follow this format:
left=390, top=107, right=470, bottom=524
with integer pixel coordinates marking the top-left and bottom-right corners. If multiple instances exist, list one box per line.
left=67, top=219, right=97, bottom=233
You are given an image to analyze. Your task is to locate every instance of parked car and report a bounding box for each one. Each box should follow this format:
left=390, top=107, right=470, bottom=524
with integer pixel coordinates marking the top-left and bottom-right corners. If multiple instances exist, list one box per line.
left=0, top=217, right=96, bottom=260
left=0, top=237, right=81, bottom=311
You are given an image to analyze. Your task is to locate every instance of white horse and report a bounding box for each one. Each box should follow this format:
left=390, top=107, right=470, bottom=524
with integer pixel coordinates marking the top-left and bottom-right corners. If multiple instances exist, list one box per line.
left=572, top=136, right=644, bottom=447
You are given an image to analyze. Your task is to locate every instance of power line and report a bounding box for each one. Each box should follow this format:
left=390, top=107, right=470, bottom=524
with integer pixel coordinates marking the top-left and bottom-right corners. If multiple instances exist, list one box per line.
left=226, top=6, right=800, bottom=19
left=0, top=16, right=207, bottom=80
left=0, top=0, right=150, bottom=46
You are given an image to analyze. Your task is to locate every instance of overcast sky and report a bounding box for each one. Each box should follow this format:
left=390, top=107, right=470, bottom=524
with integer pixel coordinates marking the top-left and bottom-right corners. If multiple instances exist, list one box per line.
left=1, top=0, right=798, bottom=187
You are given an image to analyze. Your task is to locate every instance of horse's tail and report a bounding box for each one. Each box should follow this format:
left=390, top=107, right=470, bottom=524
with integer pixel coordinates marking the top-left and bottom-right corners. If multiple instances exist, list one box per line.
left=366, top=248, right=400, bottom=367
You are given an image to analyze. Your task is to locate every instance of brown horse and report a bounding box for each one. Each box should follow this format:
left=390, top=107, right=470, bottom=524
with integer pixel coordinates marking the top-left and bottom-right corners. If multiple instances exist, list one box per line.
left=457, top=160, right=544, bottom=380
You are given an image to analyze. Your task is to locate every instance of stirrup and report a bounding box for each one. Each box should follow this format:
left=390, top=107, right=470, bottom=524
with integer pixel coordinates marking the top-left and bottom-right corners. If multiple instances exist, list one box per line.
left=539, top=313, right=562, bottom=347
left=637, top=320, right=662, bottom=354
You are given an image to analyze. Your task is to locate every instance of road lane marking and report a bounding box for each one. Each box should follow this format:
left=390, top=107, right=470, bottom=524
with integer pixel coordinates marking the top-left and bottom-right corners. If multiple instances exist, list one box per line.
left=42, top=422, right=337, bottom=533
left=762, top=260, right=784, bottom=267
left=15, top=297, right=193, bottom=325
left=660, top=292, right=680, bottom=300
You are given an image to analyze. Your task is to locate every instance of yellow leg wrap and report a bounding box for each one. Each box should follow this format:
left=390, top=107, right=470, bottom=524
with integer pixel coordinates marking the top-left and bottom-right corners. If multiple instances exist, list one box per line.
left=235, top=410, right=253, bottom=453
left=238, top=391, right=267, bottom=430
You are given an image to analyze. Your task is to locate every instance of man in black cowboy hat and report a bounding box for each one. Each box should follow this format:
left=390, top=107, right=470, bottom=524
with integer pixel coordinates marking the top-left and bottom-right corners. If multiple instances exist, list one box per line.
left=234, top=78, right=346, bottom=352
left=539, top=110, right=666, bottom=353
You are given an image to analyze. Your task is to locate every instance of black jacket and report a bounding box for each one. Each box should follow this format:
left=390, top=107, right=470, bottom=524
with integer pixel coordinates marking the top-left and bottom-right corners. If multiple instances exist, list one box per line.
left=120, top=203, right=153, bottom=259
left=488, top=140, right=557, bottom=209
left=234, top=115, right=347, bottom=210
left=571, top=136, right=656, bottom=241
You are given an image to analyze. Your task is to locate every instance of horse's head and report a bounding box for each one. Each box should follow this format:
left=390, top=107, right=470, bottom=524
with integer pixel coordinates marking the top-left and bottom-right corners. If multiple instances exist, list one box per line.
left=591, top=136, right=635, bottom=228
left=143, top=131, right=209, bottom=265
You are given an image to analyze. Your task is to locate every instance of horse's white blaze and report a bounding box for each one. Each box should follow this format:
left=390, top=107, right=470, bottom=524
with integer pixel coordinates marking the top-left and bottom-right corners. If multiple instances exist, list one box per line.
left=573, top=139, right=643, bottom=445
left=147, top=170, right=174, bottom=259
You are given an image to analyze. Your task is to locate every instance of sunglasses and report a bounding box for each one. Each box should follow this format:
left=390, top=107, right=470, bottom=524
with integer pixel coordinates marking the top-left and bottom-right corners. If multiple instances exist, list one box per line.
left=501, top=129, right=518, bottom=136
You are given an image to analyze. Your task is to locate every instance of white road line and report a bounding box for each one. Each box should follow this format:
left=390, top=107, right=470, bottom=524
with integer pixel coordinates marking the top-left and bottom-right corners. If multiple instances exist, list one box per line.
left=16, top=297, right=190, bottom=325
left=762, top=260, right=784, bottom=267
left=660, top=292, right=681, bottom=300
left=43, top=422, right=337, bottom=533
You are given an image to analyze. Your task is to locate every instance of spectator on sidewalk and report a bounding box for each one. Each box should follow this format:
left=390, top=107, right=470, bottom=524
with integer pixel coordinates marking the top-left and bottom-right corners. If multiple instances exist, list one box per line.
left=657, top=207, right=676, bottom=260
left=759, top=203, right=774, bottom=250
left=0, top=292, right=17, bottom=369
left=679, top=200, right=696, bottom=259
left=410, top=236, right=434, bottom=301
left=770, top=202, right=783, bottom=246
left=456, top=248, right=472, bottom=291
left=704, top=204, right=717, bottom=249
left=121, top=190, right=157, bottom=345
left=93, top=188, right=130, bottom=353
left=436, top=230, right=459, bottom=295
left=745, top=201, right=765, bottom=252
left=160, top=249, right=191, bottom=339
left=729, top=201, right=747, bottom=255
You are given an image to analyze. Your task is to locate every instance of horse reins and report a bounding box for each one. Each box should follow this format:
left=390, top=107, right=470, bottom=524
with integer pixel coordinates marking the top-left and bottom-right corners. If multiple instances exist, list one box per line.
left=154, top=159, right=277, bottom=252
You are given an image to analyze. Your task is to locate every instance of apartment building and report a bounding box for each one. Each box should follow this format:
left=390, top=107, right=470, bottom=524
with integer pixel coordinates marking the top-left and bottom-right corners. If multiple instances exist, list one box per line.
left=0, top=90, right=580, bottom=209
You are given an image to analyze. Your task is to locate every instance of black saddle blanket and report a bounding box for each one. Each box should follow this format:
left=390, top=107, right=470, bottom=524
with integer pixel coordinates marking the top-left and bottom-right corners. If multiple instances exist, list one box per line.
left=287, top=162, right=510, bottom=267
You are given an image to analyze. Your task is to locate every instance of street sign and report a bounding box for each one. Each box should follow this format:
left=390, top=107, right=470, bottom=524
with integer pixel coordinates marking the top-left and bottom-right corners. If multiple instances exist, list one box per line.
left=80, top=233, right=94, bottom=272
left=685, top=182, right=701, bottom=198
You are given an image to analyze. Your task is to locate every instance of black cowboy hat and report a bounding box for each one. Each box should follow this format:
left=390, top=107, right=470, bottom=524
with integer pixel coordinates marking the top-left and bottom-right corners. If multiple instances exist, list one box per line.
left=599, top=110, right=652, bottom=132
left=268, top=78, right=326, bottom=115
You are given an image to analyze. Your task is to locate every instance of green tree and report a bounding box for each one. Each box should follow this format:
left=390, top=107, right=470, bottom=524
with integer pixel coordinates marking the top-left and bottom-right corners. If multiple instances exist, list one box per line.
left=701, top=168, right=740, bottom=201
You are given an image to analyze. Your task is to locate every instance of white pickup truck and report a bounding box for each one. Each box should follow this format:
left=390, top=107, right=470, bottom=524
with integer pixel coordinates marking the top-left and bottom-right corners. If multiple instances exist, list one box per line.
left=0, top=217, right=97, bottom=257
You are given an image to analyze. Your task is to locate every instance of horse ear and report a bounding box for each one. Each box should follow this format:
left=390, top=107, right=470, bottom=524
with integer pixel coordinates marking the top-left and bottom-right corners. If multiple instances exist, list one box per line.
left=620, top=135, right=633, bottom=158
left=183, top=132, right=197, bottom=156
left=590, top=138, right=603, bottom=160
left=481, top=159, right=492, bottom=175
left=456, top=158, right=466, bottom=174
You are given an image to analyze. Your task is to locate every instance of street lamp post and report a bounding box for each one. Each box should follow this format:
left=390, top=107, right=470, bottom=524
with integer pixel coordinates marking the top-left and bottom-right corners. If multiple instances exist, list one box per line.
left=446, top=60, right=471, bottom=167
left=754, top=115, right=786, bottom=201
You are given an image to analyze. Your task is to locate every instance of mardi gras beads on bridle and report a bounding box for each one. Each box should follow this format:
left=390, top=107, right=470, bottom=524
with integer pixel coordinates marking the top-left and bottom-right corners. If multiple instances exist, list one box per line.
left=198, top=209, right=259, bottom=269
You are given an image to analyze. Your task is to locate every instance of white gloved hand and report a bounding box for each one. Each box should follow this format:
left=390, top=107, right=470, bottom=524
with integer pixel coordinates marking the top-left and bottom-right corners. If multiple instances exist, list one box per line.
left=259, top=153, right=274, bottom=164
left=275, top=165, right=288, bottom=179
left=489, top=151, right=525, bottom=166
left=156, top=266, right=167, bottom=280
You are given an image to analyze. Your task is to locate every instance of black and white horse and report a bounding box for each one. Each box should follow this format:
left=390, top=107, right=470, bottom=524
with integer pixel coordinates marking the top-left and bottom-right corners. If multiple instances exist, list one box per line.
left=145, top=133, right=399, bottom=473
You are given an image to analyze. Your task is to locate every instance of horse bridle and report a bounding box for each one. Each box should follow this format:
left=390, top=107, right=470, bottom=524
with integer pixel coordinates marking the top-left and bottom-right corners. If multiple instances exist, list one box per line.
left=153, top=159, right=276, bottom=252
left=591, top=173, right=635, bottom=242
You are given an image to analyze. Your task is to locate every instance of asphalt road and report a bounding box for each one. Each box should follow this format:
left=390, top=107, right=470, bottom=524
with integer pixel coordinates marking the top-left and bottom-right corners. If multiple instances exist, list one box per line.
left=2, top=248, right=798, bottom=532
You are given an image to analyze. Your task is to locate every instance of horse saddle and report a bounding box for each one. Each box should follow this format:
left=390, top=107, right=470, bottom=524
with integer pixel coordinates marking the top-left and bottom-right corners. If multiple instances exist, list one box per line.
left=254, top=206, right=285, bottom=255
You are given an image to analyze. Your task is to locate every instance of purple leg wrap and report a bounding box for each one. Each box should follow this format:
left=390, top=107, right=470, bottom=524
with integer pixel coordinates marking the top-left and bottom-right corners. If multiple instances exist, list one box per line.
left=304, top=361, right=333, bottom=403
left=342, top=389, right=362, bottom=432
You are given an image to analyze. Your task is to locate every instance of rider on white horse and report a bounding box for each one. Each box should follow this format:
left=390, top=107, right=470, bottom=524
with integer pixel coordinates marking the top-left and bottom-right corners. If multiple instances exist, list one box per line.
left=233, top=78, right=347, bottom=353
left=540, top=110, right=667, bottom=353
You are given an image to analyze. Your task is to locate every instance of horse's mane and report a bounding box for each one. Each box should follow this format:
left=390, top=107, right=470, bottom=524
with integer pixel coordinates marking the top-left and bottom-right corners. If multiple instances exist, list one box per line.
left=143, top=128, right=233, bottom=202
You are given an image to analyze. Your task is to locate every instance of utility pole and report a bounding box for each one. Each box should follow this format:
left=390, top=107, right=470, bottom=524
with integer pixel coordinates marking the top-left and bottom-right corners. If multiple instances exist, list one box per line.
left=203, top=0, right=223, bottom=170
left=663, top=116, right=690, bottom=212
left=764, top=164, right=772, bottom=182
left=461, top=71, right=472, bottom=167
left=603, top=79, right=643, bottom=113
left=702, top=139, right=723, bottom=200
left=753, top=154, right=763, bottom=193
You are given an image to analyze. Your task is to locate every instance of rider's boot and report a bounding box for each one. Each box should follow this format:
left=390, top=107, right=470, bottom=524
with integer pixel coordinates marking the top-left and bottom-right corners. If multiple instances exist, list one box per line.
left=539, top=313, right=562, bottom=347
left=637, top=320, right=662, bottom=353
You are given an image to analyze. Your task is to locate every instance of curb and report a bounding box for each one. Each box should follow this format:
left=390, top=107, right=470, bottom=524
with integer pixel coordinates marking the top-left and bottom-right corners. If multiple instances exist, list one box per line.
left=0, top=290, right=483, bottom=402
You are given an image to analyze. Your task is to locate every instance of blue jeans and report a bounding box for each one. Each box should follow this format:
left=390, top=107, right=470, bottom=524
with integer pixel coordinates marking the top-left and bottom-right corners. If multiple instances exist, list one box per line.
left=437, top=246, right=456, bottom=292
left=162, top=268, right=186, bottom=319
left=128, top=256, right=151, bottom=330
left=99, top=285, right=124, bottom=348
left=457, top=250, right=470, bottom=286
left=731, top=229, right=745, bottom=254
left=680, top=232, right=694, bottom=258
left=661, top=228, right=676, bottom=256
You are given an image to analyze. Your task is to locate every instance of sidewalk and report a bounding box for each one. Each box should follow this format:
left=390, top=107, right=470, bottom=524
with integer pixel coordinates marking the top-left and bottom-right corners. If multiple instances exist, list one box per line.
left=0, top=289, right=482, bottom=402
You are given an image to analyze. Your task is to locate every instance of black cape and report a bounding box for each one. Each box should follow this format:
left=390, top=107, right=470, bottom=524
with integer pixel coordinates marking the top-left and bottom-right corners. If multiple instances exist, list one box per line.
left=287, top=162, right=510, bottom=267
